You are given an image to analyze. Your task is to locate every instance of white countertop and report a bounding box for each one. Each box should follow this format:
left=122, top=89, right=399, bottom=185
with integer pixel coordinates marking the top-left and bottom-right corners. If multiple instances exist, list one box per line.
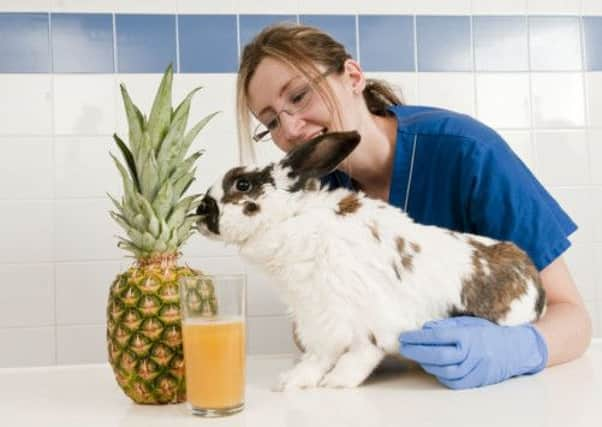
left=1, top=340, right=601, bottom=427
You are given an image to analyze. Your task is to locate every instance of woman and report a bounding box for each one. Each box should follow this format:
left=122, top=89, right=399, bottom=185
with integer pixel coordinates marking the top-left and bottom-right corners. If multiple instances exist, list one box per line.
left=236, top=23, right=592, bottom=389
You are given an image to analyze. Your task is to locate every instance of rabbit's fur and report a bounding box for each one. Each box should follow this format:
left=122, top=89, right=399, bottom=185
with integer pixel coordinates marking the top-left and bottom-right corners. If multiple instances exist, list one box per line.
left=196, top=131, right=546, bottom=390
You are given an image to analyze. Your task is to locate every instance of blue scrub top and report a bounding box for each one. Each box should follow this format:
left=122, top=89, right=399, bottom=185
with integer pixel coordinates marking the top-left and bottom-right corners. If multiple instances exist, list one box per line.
left=322, top=105, right=577, bottom=271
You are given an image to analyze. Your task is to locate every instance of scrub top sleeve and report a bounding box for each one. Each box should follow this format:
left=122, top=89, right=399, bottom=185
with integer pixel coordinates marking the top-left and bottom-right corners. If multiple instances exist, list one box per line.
left=466, top=137, right=577, bottom=271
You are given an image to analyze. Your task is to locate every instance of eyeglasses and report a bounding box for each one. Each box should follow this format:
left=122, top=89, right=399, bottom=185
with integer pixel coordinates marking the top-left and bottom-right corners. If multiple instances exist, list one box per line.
left=252, top=68, right=335, bottom=143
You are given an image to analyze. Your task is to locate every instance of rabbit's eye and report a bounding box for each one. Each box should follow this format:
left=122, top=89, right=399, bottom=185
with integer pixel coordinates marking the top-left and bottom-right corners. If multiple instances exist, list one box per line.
left=235, top=178, right=251, bottom=192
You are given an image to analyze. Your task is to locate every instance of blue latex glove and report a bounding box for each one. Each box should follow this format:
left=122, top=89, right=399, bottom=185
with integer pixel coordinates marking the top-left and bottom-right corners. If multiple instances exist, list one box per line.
left=398, top=316, right=548, bottom=389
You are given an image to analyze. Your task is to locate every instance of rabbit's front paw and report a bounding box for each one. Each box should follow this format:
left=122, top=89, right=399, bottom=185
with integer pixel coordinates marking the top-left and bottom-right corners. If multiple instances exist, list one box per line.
left=319, top=366, right=365, bottom=389
left=272, top=362, right=326, bottom=391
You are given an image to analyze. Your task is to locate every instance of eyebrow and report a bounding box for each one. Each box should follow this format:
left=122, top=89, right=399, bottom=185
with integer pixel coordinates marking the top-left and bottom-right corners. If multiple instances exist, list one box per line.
left=255, top=75, right=303, bottom=119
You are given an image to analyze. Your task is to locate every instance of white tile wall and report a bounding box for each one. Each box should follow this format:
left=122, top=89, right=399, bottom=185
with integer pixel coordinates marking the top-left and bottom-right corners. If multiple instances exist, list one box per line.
left=0, top=75, right=53, bottom=135
left=417, top=73, right=476, bottom=117
left=476, top=74, right=531, bottom=129
left=0, top=137, right=54, bottom=199
left=535, top=130, right=590, bottom=186
left=531, top=73, right=585, bottom=128
left=0, top=327, right=56, bottom=368
left=472, top=0, right=528, bottom=15
left=0, top=264, right=55, bottom=328
left=527, top=0, right=582, bottom=15
left=53, top=75, right=117, bottom=135
left=0, top=0, right=601, bottom=368
left=586, top=73, right=602, bottom=128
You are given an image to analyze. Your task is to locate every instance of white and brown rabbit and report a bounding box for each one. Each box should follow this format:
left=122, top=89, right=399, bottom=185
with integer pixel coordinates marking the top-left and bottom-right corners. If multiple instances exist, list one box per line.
left=195, top=131, right=546, bottom=391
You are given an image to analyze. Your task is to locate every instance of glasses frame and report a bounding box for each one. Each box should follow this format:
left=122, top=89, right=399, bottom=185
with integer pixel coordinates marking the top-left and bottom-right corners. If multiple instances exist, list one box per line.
left=251, top=68, right=336, bottom=143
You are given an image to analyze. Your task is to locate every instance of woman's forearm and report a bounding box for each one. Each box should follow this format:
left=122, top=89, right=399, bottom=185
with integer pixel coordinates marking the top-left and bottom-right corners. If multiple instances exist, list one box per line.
left=534, top=301, right=592, bottom=366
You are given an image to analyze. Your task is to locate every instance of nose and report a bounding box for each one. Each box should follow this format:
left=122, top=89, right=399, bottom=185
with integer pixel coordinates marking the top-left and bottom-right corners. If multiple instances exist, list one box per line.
left=196, top=194, right=217, bottom=217
left=279, top=112, right=305, bottom=142
left=196, top=194, right=220, bottom=235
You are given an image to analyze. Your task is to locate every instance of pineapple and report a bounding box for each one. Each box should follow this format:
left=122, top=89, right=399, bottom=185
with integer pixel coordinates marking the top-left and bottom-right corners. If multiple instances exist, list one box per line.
left=107, top=64, right=218, bottom=404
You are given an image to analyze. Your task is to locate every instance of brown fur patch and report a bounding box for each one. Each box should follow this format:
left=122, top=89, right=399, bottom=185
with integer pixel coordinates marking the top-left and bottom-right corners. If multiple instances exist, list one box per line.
left=395, top=237, right=416, bottom=272
left=303, top=178, right=320, bottom=192
left=368, top=332, right=378, bottom=347
left=243, top=202, right=260, bottom=216
left=336, top=193, right=361, bottom=215
left=368, top=221, right=381, bottom=242
left=459, top=239, right=545, bottom=323
left=392, top=261, right=402, bottom=281
left=292, top=321, right=305, bottom=353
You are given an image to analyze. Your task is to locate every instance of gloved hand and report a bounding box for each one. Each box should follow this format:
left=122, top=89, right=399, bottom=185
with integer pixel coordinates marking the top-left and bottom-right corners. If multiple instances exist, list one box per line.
left=398, top=316, right=548, bottom=389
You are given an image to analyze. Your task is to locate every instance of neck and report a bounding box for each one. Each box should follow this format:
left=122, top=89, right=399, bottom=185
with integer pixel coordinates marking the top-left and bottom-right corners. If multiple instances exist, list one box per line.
left=339, top=114, right=398, bottom=201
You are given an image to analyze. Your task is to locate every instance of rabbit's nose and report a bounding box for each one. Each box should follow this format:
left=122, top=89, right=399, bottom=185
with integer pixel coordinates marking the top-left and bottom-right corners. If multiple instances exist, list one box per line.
left=197, top=195, right=217, bottom=217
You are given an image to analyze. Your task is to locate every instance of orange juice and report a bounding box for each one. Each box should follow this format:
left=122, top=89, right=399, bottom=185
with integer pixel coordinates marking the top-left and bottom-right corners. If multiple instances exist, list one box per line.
left=182, top=317, right=245, bottom=409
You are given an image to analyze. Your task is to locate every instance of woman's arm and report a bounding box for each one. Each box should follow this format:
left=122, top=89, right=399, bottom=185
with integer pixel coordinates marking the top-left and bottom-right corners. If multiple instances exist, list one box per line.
left=535, top=256, right=593, bottom=366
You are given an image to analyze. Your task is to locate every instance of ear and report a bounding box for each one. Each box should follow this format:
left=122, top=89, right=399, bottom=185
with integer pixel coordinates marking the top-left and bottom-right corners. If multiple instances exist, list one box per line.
left=280, top=131, right=361, bottom=187
left=343, top=59, right=366, bottom=95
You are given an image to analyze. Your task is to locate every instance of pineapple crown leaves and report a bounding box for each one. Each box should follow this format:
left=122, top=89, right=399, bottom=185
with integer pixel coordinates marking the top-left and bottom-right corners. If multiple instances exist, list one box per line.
left=108, top=63, right=219, bottom=259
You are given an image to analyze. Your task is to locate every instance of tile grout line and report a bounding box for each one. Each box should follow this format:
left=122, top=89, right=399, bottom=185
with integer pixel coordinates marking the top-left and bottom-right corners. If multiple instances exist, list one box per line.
left=47, top=10, right=58, bottom=366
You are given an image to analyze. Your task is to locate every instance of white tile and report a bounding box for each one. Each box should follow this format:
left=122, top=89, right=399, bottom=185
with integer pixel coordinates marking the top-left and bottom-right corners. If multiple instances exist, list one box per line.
left=527, top=0, right=581, bottom=14
left=173, top=74, right=237, bottom=132
left=417, top=73, right=475, bottom=118
left=55, top=136, right=121, bottom=199
left=1, top=1, right=51, bottom=11
left=472, top=0, right=527, bottom=14
left=365, top=72, right=417, bottom=105
left=234, top=0, right=298, bottom=14
left=531, top=73, right=585, bottom=128
left=535, top=131, right=589, bottom=186
left=550, top=187, right=594, bottom=246
left=586, top=73, right=602, bottom=127
left=247, top=315, right=295, bottom=355
left=0, top=327, right=55, bottom=368
left=415, top=0, right=471, bottom=14
left=56, top=324, right=106, bottom=364
left=54, top=199, right=123, bottom=262
left=584, top=299, right=601, bottom=337
left=588, top=130, right=602, bottom=184
left=563, top=244, right=597, bottom=301
left=187, top=129, right=239, bottom=192
left=177, top=0, right=236, bottom=13
left=583, top=0, right=602, bottom=14
left=0, top=75, right=52, bottom=135
left=0, top=137, right=53, bottom=199
left=101, top=0, right=176, bottom=13
left=0, top=264, right=54, bottom=328
left=179, top=255, right=246, bottom=276
left=352, top=0, right=415, bottom=14
left=0, top=201, right=53, bottom=263
left=594, top=245, right=602, bottom=300
left=51, top=0, right=115, bottom=12
left=244, top=261, right=288, bottom=316
left=498, top=131, right=535, bottom=172
left=589, top=188, right=602, bottom=242
left=53, top=75, right=117, bottom=135
left=55, top=261, right=121, bottom=325
left=185, top=234, right=238, bottom=258
left=476, top=74, right=531, bottom=129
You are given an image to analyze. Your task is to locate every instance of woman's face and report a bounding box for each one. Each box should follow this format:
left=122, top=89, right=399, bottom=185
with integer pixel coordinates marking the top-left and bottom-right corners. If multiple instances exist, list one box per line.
left=247, top=57, right=363, bottom=153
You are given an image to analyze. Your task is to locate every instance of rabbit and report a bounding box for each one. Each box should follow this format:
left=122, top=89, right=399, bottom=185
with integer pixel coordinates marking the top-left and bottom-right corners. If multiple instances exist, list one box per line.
left=195, top=131, right=546, bottom=391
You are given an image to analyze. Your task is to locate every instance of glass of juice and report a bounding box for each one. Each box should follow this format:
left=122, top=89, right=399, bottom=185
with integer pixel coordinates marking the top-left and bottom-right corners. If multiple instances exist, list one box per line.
left=179, top=273, right=246, bottom=417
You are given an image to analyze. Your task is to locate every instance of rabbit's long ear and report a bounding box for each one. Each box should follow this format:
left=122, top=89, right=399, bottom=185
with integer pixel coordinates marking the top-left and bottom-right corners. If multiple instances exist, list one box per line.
left=280, top=131, right=361, bottom=188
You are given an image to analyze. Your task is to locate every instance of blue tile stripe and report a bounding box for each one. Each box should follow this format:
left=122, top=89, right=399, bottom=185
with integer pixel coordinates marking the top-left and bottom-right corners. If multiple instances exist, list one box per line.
left=1, top=13, right=601, bottom=73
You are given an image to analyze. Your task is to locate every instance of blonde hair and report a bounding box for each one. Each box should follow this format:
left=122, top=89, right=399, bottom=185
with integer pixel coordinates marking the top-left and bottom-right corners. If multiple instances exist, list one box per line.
left=236, top=23, right=403, bottom=164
